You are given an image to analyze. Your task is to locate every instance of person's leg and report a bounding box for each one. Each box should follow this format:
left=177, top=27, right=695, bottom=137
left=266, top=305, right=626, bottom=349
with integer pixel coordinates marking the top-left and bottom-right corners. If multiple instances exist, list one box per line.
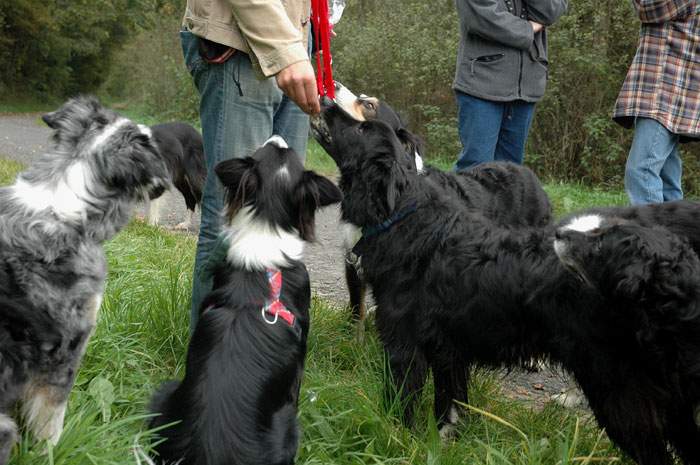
left=660, top=142, right=683, bottom=202
left=453, top=91, right=503, bottom=172
left=494, top=100, right=535, bottom=164
left=625, top=118, right=680, bottom=205
left=273, top=95, right=309, bottom=163
left=181, top=30, right=284, bottom=330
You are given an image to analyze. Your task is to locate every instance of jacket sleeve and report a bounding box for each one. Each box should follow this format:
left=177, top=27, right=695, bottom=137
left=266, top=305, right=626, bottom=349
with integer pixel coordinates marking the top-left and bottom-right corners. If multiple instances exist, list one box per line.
left=525, top=0, right=568, bottom=25
left=633, top=0, right=699, bottom=22
left=227, top=0, right=309, bottom=77
left=460, top=0, right=535, bottom=50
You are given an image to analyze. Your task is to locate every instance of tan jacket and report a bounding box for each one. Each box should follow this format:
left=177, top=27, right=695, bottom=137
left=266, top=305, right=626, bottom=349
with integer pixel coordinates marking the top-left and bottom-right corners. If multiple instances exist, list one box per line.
left=183, top=0, right=311, bottom=77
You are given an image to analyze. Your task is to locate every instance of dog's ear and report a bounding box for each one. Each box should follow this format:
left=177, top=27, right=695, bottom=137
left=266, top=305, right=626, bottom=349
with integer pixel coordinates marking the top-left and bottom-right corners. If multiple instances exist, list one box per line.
left=42, top=111, right=59, bottom=129
left=295, top=171, right=342, bottom=241
left=396, top=128, right=425, bottom=161
left=215, top=157, right=259, bottom=216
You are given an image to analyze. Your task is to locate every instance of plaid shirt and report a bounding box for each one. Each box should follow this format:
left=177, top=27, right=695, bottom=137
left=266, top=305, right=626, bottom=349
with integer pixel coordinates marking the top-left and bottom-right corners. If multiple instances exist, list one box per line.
left=613, top=0, right=700, bottom=139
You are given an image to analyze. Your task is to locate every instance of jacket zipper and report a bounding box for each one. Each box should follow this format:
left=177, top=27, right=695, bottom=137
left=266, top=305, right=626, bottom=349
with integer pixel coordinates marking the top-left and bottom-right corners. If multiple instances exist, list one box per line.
left=518, top=51, right=523, bottom=98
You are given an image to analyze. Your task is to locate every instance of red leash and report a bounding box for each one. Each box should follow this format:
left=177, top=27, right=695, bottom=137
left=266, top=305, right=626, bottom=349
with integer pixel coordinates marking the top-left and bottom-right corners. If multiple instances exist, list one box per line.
left=311, top=0, right=335, bottom=99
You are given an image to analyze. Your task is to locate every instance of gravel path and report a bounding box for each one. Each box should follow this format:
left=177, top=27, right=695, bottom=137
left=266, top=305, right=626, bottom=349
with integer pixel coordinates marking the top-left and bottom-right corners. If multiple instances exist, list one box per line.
left=0, top=113, right=576, bottom=409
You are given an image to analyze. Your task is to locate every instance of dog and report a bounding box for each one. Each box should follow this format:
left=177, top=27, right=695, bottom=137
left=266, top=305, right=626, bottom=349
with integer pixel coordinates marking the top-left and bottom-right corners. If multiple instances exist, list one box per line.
left=0, top=95, right=169, bottom=462
left=314, top=84, right=551, bottom=328
left=559, top=200, right=700, bottom=252
left=144, top=122, right=206, bottom=230
left=554, top=216, right=700, bottom=465
left=148, top=136, right=342, bottom=465
left=311, top=101, right=700, bottom=464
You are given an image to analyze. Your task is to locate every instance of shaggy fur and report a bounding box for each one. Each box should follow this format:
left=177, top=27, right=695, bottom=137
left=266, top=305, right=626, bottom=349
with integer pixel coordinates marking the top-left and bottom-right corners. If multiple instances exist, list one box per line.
left=148, top=137, right=341, bottom=465
left=311, top=88, right=551, bottom=325
left=145, top=122, right=206, bottom=229
left=0, top=95, right=169, bottom=463
left=559, top=200, right=700, bottom=252
left=312, top=100, right=700, bottom=465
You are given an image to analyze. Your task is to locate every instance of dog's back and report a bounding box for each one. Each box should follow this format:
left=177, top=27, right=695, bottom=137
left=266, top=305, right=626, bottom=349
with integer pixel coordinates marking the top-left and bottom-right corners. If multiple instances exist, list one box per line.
left=561, top=200, right=700, bottom=253
left=150, top=122, right=206, bottom=211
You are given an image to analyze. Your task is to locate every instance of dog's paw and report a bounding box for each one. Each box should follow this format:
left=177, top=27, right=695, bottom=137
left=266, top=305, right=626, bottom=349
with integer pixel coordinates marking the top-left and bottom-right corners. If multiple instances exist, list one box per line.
left=173, top=221, right=192, bottom=231
left=0, top=414, right=17, bottom=465
left=551, top=388, right=584, bottom=409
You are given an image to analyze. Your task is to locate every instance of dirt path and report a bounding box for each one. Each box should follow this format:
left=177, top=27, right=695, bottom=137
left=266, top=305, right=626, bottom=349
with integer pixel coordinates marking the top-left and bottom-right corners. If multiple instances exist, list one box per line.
left=0, top=113, right=576, bottom=409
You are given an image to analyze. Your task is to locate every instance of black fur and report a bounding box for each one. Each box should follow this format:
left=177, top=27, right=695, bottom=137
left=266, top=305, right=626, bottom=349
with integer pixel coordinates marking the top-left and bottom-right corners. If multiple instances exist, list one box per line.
left=149, top=139, right=341, bottom=465
left=559, top=200, right=700, bottom=252
left=150, top=122, right=206, bottom=215
left=312, top=95, right=551, bottom=325
left=315, top=102, right=700, bottom=465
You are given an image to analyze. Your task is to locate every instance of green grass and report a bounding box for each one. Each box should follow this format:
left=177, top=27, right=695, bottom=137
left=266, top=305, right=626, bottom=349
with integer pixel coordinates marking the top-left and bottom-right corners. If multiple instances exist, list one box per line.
left=0, top=96, right=58, bottom=114
left=0, top=156, right=636, bottom=464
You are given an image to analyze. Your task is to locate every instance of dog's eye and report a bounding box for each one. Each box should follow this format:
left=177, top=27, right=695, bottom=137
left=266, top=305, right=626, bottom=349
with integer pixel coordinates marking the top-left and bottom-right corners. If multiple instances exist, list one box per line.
left=362, top=101, right=376, bottom=111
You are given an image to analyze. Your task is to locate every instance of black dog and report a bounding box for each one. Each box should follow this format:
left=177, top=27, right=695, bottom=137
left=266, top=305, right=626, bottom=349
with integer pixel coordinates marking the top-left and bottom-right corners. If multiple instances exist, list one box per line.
left=146, top=122, right=206, bottom=229
left=560, top=200, right=700, bottom=252
left=312, top=100, right=700, bottom=464
left=315, top=85, right=551, bottom=325
left=148, top=136, right=342, bottom=465
left=554, top=217, right=700, bottom=465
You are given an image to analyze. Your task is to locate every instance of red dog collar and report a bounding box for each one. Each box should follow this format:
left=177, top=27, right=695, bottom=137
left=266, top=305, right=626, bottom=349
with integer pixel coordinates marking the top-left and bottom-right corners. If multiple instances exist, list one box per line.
left=262, top=268, right=295, bottom=326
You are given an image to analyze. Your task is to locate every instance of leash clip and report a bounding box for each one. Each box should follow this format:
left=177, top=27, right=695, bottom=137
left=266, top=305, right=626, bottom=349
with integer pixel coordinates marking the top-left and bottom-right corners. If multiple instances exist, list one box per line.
left=262, top=306, right=279, bottom=325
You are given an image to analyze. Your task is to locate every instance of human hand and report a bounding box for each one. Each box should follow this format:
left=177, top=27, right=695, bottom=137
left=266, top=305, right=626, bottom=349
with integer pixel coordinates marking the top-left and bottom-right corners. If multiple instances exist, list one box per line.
left=276, top=60, right=321, bottom=115
left=529, top=21, right=544, bottom=33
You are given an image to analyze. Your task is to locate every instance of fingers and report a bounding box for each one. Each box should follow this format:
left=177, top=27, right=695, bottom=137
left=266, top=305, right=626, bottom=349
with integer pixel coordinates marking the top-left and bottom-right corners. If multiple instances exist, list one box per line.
left=276, top=61, right=321, bottom=115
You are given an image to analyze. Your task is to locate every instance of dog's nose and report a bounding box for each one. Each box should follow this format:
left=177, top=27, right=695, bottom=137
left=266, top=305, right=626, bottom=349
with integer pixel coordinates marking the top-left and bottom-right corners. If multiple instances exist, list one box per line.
left=554, top=229, right=564, bottom=240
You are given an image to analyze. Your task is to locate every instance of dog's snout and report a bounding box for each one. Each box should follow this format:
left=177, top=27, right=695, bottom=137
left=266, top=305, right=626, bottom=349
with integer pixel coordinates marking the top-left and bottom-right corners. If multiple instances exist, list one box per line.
left=554, top=229, right=564, bottom=240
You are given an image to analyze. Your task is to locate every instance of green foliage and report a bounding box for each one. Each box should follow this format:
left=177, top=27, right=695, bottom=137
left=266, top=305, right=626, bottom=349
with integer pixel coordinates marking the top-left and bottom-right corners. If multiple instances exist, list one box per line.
left=0, top=0, right=149, bottom=98
left=100, top=3, right=200, bottom=124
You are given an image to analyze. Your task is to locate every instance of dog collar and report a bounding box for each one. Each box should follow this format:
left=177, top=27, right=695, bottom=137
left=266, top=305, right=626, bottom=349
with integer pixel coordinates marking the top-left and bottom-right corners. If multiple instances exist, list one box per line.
left=261, top=268, right=296, bottom=327
left=351, top=200, right=418, bottom=259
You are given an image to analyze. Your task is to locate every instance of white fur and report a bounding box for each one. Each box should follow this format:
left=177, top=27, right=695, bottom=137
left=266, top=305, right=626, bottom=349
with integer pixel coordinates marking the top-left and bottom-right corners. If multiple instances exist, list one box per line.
left=265, top=135, right=288, bottom=149
left=0, top=414, right=16, bottom=436
left=21, top=388, right=67, bottom=445
left=12, top=161, right=94, bottom=221
left=276, top=165, right=290, bottom=179
left=145, top=196, right=164, bottom=226
left=341, top=220, right=362, bottom=251
left=414, top=151, right=424, bottom=174
left=224, top=206, right=304, bottom=270
left=561, top=214, right=602, bottom=233
left=137, top=124, right=152, bottom=138
left=89, top=118, right=129, bottom=151
left=553, top=239, right=567, bottom=260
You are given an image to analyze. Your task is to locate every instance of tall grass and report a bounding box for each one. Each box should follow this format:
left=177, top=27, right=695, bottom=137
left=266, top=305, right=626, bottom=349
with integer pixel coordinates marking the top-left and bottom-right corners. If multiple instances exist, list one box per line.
left=0, top=156, right=636, bottom=464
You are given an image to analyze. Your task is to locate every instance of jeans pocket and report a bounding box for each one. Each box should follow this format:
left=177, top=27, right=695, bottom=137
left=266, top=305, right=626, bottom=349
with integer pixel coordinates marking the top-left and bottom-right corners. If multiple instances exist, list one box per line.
left=180, top=30, right=208, bottom=83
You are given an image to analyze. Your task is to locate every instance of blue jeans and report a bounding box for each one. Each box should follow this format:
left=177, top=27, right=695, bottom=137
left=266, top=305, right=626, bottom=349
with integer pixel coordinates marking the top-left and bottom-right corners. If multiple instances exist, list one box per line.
left=181, top=30, right=310, bottom=330
left=453, top=91, right=535, bottom=172
left=625, top=117, right=683, bottom=205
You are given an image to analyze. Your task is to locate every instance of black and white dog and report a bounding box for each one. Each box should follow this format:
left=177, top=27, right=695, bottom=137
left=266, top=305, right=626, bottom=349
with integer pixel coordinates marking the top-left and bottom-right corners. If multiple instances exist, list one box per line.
left=314, top=85, right=551, bottom=325
left=0, top=96, right=169, bottom=462
left=311, top=101, right=700, bottom=464
left=144, top=122, right=206, bottom=230
left=148, top=137, right=342, bottom=465
left=554, top=216, right=700, bottom=465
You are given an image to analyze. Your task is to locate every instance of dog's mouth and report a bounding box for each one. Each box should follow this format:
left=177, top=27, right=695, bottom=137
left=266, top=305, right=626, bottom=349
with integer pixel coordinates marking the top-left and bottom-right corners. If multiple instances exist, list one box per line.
left=310, top=113, right=332, bottom=147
